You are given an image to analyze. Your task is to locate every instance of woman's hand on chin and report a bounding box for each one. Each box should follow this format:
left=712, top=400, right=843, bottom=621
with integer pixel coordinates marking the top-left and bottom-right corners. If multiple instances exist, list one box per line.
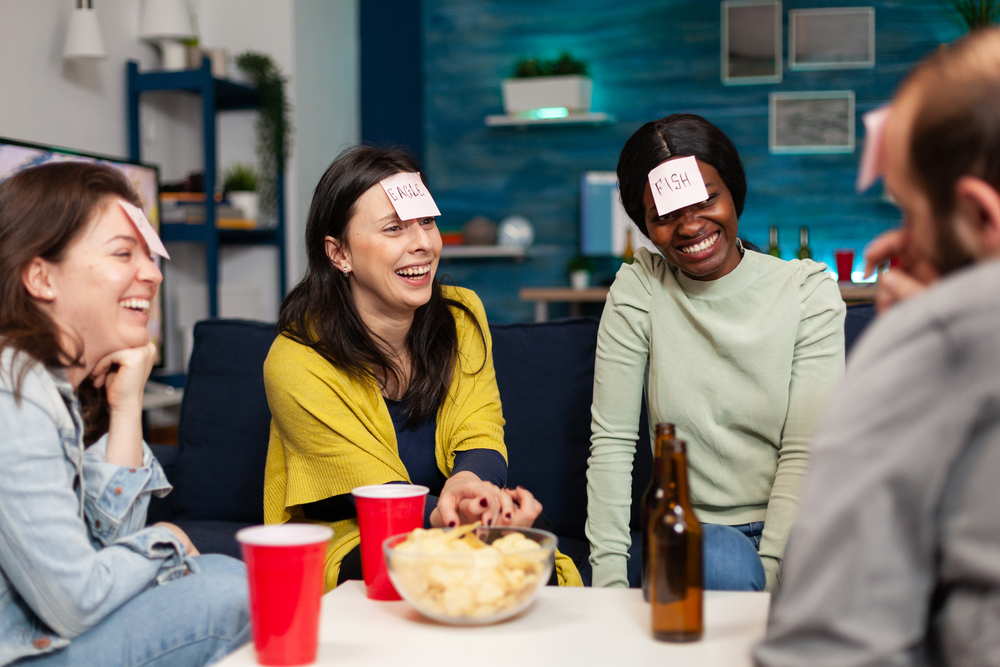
left=91, top=342, right=157, bottom=412
left=94, top=342, right=156, bottom=468
left=431, top=471, right=505, bottom=527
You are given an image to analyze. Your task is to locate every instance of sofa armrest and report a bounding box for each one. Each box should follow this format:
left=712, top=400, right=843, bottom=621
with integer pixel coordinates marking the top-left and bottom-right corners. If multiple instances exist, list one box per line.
left=147, top=444, right=180, bottom=524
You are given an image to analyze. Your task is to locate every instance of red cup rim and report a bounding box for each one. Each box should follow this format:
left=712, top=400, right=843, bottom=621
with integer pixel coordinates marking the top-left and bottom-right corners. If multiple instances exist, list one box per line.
left=235, top=524, right=333, bottom=546
left=351, top=484, right=430, bottom=499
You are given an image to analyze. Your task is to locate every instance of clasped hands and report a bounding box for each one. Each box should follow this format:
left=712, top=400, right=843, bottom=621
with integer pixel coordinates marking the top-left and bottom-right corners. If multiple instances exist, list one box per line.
left=863, top=228, right=940, bottom=313
left=430, top=470, right=542, bottom=529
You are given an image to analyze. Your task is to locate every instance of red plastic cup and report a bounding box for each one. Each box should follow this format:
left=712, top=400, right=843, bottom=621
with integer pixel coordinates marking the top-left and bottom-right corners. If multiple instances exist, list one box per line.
left=351, top=485, right=429, bottom=600
left=236, top=524, right=333, bottom=666
left=834, top=248, right=856, bottom=282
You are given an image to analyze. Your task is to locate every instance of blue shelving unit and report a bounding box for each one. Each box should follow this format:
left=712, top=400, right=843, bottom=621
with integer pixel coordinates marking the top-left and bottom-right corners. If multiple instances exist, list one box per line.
left=127, top=58, right=287, bottom=318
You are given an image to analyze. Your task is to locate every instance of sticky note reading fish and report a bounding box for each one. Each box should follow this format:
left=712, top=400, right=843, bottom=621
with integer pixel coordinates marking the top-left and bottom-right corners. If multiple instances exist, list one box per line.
left=118, top=200, right=169, bottom=259
left=379, top=172, right=441, bottom=221
left=647, top=156, right=709, bottom=217
left=856, top=105, right=892, bottom=193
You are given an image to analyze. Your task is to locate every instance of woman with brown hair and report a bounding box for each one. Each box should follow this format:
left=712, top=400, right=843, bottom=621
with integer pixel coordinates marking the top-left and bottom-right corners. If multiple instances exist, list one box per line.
left=0, top=162, right=249, bottom=666
left=263, top=145, right=581, bottom=589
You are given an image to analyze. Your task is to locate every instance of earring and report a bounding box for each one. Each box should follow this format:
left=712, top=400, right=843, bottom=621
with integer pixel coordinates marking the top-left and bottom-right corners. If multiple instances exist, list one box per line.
left=46, top=291, right=54, bottom=298
left=342, top=267, right=350, bottom=277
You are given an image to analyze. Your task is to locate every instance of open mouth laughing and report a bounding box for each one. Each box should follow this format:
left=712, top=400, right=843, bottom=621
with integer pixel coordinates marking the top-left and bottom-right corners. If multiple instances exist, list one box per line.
left=677, top=231, right=720, bottom=255
left=395, top=264, right=432, bottom=279
left=120, top=298, right=150, bottom=314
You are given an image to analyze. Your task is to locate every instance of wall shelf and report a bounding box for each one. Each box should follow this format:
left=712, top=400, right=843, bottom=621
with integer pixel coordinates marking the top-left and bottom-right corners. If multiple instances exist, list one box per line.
left=439, top=244, right=562, bottom=259
left=127, top=58, right=286, bottom=318
left=484, top=112, right=615, bottom=128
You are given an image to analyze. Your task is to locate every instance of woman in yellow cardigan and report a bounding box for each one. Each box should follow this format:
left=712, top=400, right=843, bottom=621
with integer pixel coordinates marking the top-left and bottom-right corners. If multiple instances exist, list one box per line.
left=263, top=146, right=581, bottom=590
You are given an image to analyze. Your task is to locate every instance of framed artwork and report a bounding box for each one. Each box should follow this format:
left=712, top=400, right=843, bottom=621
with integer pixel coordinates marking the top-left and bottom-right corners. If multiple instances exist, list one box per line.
left=769, top=91, right=856, bottom=154
left=722, top=0, right=783, bottom=85
left=789, top=7, right=875, bottom=70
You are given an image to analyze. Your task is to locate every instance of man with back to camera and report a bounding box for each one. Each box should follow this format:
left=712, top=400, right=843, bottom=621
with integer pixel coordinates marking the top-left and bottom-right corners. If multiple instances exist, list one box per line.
left=753, top=28, right=1000, bottom=667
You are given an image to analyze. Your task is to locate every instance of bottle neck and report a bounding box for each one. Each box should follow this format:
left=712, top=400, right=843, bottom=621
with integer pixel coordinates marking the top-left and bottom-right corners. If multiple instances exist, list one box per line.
left=769, top=226, right=778, bottom=246
left=659, top=448, right=692, bottom=507
left=800, top=227, right=808, bottom=247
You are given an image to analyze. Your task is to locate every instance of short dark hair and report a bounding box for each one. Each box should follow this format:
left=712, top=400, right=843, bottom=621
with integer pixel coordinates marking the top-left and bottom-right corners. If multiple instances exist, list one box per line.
left=616, top=114, right=747, bottom=238
left=903, top=28, right=1000, bottom=222
left=277, top=145, right=483, bottom=427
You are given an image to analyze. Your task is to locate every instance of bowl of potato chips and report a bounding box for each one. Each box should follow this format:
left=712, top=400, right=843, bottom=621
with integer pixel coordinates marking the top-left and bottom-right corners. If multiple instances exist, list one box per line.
left=383, top=524, right=556, bottom=625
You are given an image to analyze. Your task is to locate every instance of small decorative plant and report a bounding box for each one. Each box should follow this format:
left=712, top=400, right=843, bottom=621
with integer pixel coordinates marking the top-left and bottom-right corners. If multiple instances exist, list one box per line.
left=567, top=256, right=594, bottom=290
left=223, top=163, right=259, bottom=194
left=945, top=0, right=1000, bottom=30
left=567, top=256, right=595, bottom=273
left=512, top=52, right=589, bottom=78
left=235, top=51, right=293, bottom=224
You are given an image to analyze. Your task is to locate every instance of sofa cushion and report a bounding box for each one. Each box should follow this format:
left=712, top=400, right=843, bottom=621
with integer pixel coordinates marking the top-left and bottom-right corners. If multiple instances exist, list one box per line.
left=173, top=320, right=277, bottom=522
left=491, top=318, right=653, bottom=545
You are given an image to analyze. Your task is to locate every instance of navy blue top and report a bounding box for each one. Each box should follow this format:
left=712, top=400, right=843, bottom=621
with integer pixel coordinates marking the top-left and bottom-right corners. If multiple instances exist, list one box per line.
left=301, top=397, right=507, bottom=527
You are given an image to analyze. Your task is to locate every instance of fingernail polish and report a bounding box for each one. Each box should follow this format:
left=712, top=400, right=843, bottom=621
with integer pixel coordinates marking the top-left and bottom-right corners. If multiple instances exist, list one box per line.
left=486, top=518, right=492, bottom=526
left=449, top=521, right=456, bottom=527
left=480, top=498, right=488, bottom=508
left=506, top=513, right=512, bottom=519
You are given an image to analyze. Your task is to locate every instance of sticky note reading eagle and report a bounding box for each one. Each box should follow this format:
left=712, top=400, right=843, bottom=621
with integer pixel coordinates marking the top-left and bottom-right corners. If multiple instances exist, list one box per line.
left=379, top=172, right=441, bottom=221
left=118, top=200, right=170, bottom=259
left=647, top=156, right=709, bottom=217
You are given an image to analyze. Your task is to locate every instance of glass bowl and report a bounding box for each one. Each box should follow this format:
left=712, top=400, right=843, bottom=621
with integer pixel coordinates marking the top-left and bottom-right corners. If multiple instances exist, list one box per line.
left=383, top=525, right=556, bottom=625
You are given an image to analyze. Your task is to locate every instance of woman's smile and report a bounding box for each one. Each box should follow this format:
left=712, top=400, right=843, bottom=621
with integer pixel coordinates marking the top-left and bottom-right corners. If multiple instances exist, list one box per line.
left=644, top=159, right=741, bottom=281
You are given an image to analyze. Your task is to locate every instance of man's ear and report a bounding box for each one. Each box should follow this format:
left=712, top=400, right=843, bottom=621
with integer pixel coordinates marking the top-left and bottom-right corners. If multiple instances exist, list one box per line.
left=953, top=176, right=1000, bottom=260
left=324, top=236, right=350, bottom=272
left=22, top=257, right=56, bottom=302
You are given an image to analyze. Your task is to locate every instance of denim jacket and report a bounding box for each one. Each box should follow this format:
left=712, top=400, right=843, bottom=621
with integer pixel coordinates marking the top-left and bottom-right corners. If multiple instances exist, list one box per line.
left=0, top=348, right=197, bottom=666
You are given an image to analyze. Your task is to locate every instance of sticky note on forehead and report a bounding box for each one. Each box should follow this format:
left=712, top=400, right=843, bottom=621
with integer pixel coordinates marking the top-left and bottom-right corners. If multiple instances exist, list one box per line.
left=379, top=172, right=441, bottom=221
left=856, top=105, right=892, bottom=193
left=118, top=200, right=169, bottom=259
left=647, top=156, right=709, bottom=217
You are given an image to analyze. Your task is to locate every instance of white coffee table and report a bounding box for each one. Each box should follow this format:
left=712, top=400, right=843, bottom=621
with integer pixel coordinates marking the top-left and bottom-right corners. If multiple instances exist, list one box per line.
left=217, top=581, right=770, bottom=666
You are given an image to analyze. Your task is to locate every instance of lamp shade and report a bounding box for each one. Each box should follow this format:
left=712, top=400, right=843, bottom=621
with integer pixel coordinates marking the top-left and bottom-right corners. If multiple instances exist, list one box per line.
left=140, top=0, right=194, bottom=41
left=64, top=7, right=107, bottom=59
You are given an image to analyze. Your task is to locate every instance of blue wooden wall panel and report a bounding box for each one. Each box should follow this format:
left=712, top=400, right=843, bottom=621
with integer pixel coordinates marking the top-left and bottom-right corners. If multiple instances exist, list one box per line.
left=423, top=0, right=960, bottom=322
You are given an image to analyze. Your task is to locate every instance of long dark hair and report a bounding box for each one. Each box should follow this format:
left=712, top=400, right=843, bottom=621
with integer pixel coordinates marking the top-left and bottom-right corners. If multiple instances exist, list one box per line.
left=277, top=146, right=482, bottom=428
left=617, top=114, right=747, bottom=238
left=0, top=162, right=143, bottom=442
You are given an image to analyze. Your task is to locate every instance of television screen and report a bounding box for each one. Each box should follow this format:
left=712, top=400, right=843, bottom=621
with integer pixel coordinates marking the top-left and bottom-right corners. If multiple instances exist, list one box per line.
left=0, top=137, right=164, bottom=365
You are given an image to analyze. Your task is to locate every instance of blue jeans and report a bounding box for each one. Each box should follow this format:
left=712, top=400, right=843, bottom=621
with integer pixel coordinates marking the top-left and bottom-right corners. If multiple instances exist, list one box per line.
left=23, top=554, right=251, bottom=667
left=703, top=522, right=766, bottom=591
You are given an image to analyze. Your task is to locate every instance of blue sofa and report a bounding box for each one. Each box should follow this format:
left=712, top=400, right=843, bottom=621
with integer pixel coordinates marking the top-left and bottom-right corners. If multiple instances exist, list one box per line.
left=149, top=303, right=876, bottom=586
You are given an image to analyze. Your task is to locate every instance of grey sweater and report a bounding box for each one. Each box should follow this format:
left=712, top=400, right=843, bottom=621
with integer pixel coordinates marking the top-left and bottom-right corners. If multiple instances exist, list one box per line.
left=755, top=257, right=1000, bottom=667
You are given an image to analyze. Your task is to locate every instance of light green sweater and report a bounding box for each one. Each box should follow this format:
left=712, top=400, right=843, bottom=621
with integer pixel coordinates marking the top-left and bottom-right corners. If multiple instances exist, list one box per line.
left=586, top=246, right=845, bottom=591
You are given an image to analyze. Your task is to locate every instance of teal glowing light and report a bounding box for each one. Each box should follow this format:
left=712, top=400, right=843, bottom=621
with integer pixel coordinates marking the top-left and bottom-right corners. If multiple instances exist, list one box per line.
left=528, top=107, right=570, bottom=119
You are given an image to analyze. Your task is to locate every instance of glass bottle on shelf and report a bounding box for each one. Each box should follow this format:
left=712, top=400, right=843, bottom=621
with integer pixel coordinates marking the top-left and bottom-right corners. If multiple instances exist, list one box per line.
left=797, top=226, right=812, bottom=260
left=766, top=225, right=781, bottom=258
left=649, top=437, right=703, bottom=642
left=623, top=231, right=635, bottom=265
left=641, top=422, right=676, bottom=602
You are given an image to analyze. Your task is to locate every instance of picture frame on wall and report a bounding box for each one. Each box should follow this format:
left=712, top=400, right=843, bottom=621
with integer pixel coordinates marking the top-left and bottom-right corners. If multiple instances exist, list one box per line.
left=769, top=91, right=856, bottom=154
left=721, top=0, right=782, bottom=85
left=789, top=7, right=875, bottom=70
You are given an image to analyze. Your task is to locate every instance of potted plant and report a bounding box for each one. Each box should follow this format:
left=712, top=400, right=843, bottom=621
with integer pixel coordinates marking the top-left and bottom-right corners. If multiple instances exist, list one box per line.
left=502, top=52, right=592, bottom=118
left=223, top=163, right=260, bottom=225
left=945, top=0, right=1000, bottom=30
left=567, top=256, right=595, bottom=290
left=235, top=51, right=293, bottom=228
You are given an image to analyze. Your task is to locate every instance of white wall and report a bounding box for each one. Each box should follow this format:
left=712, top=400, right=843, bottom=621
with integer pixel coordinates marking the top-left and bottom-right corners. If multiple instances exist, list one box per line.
left=0, top=0, right=359, bottom=372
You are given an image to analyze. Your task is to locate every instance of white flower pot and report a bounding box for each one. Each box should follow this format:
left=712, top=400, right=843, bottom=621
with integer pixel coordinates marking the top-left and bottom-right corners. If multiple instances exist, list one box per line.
left=501, top=75, right=593, bottom=116
left=570, top=270, right=591, bottom=290
left=227, top=191, right=259, bottom=224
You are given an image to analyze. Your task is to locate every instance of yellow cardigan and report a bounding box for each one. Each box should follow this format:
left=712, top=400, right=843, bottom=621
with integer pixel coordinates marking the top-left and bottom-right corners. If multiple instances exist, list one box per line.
left=263, top=286, right=582, bottom=590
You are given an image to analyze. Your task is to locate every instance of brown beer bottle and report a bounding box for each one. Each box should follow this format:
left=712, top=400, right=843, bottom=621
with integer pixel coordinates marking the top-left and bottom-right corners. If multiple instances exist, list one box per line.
left=649, top=438, right=703, bottom=642
left=642, top=423, right=675, bottom=601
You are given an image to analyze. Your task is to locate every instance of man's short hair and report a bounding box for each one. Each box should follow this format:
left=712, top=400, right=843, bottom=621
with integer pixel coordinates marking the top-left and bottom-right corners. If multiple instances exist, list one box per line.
left=904, top=28, right=1000, bottom=220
